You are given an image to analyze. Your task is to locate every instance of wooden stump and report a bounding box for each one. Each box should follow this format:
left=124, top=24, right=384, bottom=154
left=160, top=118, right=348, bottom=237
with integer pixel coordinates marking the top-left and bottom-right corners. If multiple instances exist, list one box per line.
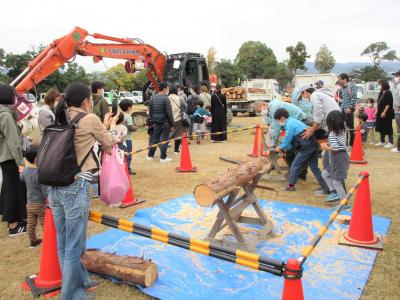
left=81, top=249, right=157, bottom=287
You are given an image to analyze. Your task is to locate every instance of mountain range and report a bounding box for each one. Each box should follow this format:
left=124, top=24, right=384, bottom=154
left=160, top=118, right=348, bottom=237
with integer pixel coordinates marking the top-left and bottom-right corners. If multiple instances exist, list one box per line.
left=302, top=61, right=400, bottom=74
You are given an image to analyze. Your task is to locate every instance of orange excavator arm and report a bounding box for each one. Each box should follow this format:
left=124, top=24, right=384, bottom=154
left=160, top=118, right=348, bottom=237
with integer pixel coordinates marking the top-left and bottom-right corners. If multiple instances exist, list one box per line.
left=13, top=26, right=166, bottom=93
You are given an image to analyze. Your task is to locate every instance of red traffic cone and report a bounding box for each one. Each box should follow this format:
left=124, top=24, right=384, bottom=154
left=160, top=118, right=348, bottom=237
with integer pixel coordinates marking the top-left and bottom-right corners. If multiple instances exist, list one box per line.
left=21, top=207, right=62, bottom=297
left=176, top=133, right=197, bottom=172
left=350, top=126, right=367, bottom=164
left=338, top=171, right=383, bottom=250
left=282, top=258, right=304, bottom=300
left=249, top=124, right=264, bottom=157
left=120, top=160, right=145, bottom=208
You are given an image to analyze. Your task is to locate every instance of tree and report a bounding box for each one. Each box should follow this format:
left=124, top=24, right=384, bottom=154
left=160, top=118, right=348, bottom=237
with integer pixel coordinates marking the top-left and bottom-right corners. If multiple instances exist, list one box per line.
left=214, top=59, right=243, bottom=87
left=235, top=41, right=277, bottom=78
left=315, top=45, right=336, bottom=73
left=103, top=64, right=135, bottom=91
left=286, top=42, right=310, bottom=74
left=274, top=62, right=293, bottom=87
left=352, top=66, right=388, bottom=82
left=206, top=47, right=217, bottom=74
left=361, top=42, right=398, bottom=67
left=132, top=70, right=148, bottom=91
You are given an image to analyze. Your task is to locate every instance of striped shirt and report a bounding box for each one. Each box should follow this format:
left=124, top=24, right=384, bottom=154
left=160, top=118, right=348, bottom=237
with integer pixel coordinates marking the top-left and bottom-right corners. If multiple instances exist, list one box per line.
left=328, top=131, right=347, bottom=151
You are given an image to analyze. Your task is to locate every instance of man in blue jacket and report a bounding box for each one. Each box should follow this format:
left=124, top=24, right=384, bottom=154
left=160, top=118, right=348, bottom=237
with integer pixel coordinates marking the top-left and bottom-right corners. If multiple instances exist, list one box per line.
left=147, top=82, right=174, bottom=162
left=274, top=108, right=328, bottom=192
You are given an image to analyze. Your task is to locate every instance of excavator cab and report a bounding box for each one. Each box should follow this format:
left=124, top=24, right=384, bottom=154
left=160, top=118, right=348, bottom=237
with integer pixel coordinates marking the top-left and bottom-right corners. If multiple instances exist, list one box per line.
left=143, top=53, right=209, bottom=103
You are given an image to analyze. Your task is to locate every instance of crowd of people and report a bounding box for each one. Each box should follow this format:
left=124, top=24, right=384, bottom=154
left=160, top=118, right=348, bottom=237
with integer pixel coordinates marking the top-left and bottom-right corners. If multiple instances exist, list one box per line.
left=146, top=82, right=228, bottom=162
left=0, top=70, right=398, bottom=299
left=253, top=71, right=400, bottom=208
left=0, top=79, right=229, bottom=299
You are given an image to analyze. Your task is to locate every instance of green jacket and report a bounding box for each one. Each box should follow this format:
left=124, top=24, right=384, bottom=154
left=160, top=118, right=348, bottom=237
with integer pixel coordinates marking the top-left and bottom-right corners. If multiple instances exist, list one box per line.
left=92, top=94, right=109, bottom=122
left=0, top=105, right=24, bottom=166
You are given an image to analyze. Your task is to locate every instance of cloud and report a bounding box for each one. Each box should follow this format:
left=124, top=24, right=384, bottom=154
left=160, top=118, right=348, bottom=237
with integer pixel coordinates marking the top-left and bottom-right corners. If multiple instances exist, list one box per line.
left=1, top=0, right=399, bottom=72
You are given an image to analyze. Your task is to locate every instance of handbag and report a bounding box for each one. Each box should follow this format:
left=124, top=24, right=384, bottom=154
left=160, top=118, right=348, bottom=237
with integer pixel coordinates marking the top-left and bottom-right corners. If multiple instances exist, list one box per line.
left=170, top=96, right=190, bottom=127
left=99, top=145, right=130, bottom=205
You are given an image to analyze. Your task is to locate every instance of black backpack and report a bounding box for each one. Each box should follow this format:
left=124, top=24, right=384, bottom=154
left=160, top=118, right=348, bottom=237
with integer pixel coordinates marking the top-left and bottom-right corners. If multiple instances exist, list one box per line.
left=37, top=110, right=92, bottom=186
left=187, top=95, right=198, bottom=114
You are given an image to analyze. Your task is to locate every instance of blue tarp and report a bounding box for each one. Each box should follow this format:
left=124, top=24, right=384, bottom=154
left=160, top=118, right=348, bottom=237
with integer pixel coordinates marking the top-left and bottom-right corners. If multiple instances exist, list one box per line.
left=87, top=194, right=390, bottom=300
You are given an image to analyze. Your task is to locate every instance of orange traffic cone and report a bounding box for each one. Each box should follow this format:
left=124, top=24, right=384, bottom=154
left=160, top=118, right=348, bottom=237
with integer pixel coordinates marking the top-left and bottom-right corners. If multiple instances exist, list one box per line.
left=249, top=124, right=264, bottom=157
left=338, top=171, right=383, bottom=250
left=282, top=258, right=304, bottom=300
left=176, top=133, right=197, bottom=172
left=21, top=207, right=62, bottom=297
left=120, top=160, right=145, bottom=208
left=350, top=126, right=367, bottom=164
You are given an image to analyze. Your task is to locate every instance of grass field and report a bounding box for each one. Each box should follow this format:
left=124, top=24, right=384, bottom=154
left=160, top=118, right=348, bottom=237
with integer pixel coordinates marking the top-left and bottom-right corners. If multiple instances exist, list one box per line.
left=0, top=113, right=399, bottom=300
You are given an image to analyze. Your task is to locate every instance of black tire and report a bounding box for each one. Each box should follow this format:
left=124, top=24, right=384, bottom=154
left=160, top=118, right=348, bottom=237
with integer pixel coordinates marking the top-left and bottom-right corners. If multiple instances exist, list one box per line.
left=232, top=112, right=238, bottom=117
left=249, top=112, right=257, bottom=117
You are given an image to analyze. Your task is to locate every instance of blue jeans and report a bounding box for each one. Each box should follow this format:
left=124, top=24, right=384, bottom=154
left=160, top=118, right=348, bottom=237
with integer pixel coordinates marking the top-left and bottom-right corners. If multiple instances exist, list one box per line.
left=49, top=177, right=92, bottom=300
left=148, top=122, right=171, bottom=159
left=126, top=139, right=132, bottom=171
left=289, top=135, right=328, bottom=191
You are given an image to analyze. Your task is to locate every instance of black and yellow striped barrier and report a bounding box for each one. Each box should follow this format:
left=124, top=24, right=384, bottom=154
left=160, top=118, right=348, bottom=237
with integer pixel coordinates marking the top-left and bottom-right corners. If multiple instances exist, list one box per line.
left=129, top=126, right=257, bottom=155
left=298, top=173, right=367, bottom=266
left=88, top=210, right=285, bottom=276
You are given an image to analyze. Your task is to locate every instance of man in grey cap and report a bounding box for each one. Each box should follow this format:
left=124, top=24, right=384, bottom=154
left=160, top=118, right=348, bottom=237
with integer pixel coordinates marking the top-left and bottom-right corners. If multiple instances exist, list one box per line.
left=292, top=85, right=314, bottom=125
left=315, top=80, right=324, bottom=89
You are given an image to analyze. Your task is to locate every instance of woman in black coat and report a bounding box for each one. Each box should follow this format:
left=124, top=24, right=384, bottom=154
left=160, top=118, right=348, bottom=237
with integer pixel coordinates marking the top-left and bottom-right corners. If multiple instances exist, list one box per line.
left=210, top=85, right=227, bottom=142
left=375, top=80, right=394, bottom=147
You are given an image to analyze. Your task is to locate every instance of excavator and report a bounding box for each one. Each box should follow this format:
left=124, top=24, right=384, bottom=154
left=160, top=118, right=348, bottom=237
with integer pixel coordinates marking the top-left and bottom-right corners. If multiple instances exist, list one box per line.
left=11, top=26, right=217, bottom=110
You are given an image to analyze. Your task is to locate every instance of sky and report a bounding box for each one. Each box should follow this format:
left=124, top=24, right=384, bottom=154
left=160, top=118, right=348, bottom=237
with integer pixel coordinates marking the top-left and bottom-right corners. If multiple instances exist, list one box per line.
left=1, top=0, right=399, bottom=72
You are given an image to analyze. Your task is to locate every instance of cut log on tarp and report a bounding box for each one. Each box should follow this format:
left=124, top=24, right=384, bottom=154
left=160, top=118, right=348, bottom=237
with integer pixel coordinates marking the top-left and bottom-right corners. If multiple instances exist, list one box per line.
left=81, top=249, right=157, bottom=287
left=194, top=157, right=270, bottom=207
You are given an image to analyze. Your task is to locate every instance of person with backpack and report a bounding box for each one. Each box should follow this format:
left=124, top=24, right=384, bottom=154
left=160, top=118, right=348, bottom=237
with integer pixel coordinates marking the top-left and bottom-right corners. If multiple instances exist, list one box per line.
left=0, top=83, right=27, bottom=236
left=169, top=86, right=188, bottom=154
left=44, top=82, right=118, bottom=300
left=91, top=81, right=109, bottom=122
left=187, top=87, right=200, bottom=138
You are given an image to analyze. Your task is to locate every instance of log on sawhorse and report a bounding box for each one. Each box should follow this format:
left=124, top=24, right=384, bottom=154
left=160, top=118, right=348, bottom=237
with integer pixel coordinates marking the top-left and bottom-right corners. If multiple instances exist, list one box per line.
left=194, top=157, right=274, bottom=251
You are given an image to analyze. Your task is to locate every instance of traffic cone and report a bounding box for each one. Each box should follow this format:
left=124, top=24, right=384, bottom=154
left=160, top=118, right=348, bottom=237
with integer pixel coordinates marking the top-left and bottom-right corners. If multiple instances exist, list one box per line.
left=249, top=124, right=264, bottom=157
left=176, top=133, right=197, bottom=172
left=120, top=159, right=145, bottom=208
left=21, top=207, right=62, bottom=297
left=338, top=171, right=383, bottom=250
left=350, top=126, right=367, bottom=164
left=282, top=258, right=304, bottom=300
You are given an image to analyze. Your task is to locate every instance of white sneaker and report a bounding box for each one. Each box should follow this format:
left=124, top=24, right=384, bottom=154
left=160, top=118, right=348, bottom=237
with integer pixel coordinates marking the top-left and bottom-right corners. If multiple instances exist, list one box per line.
left=146, top=156, right=154, bottom=161
left=174, top=152, right=179, bottom=155
left=374, top=142, right=385, bottom=146
left=390, top=148, right=400, bottom=153
left=384, top=143, right=394, bottom=148
left=160, top=157, right=172, bottom=163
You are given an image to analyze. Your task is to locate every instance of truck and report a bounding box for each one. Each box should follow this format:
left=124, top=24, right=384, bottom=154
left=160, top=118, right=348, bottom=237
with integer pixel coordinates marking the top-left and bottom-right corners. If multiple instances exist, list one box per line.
left=226, top=79, right=281, bottom=116
left=294, top=73, right=338, bottom=90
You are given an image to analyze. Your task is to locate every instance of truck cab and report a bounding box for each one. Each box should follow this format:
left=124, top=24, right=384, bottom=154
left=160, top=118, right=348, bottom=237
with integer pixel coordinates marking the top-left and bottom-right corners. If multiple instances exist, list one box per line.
left=229, top=79, right=281, bottom=116
left=143, top=53, right=210, bottom=103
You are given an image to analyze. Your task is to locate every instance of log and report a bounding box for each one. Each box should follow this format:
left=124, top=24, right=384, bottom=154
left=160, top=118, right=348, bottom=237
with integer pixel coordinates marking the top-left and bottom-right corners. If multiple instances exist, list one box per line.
left=194, top=157, right=270, bottom=207
left=81, top=249, right=158, bottom=287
